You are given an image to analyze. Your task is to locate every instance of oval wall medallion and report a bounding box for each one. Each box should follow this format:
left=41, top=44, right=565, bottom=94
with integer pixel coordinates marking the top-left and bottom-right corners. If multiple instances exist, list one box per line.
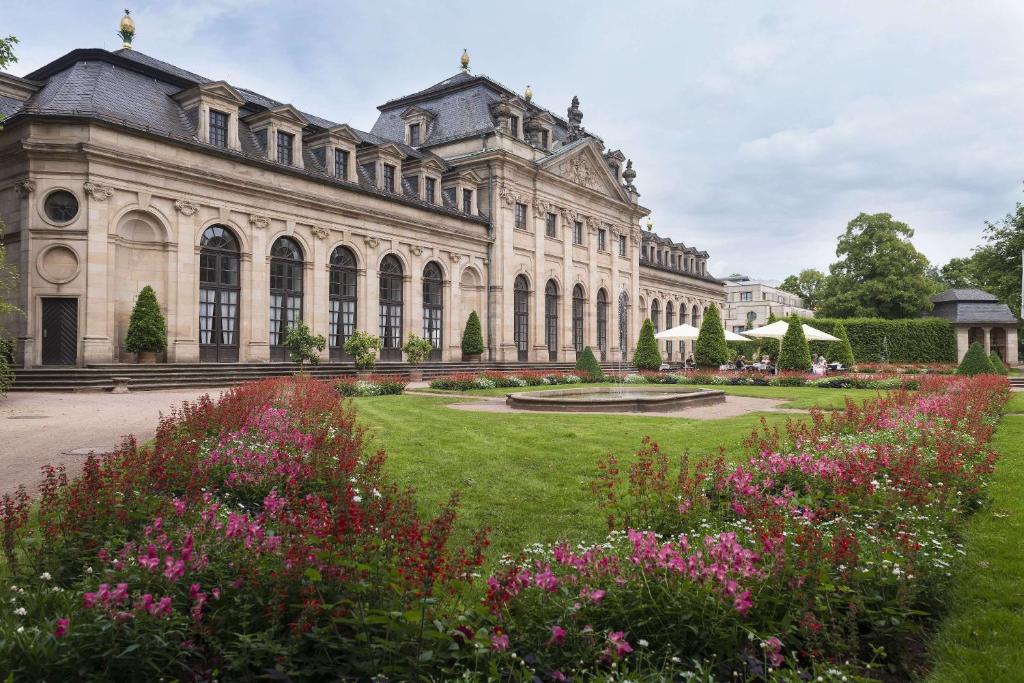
left=37, top=244, right=81, bottom=284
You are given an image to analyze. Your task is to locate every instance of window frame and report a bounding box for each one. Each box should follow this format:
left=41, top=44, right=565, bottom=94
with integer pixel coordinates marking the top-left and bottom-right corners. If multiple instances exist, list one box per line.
left=514, top=202, right=527, bottom=230
left=545, top=212, right=557, bottom=238
left=209, top=109, right=229, bottom=148
left=334, top=149, right=349, bottom=180
left=276, top=131, right=294, bottom=165
left=382, top=163, right=396, bottom=193
left=597, top=228, right=607, bottom=251
left=572, top=220, right=583, bottom=245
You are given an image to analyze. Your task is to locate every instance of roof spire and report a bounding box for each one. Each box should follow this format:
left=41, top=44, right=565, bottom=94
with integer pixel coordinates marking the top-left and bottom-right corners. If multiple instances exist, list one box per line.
left=118, top=9, right=136, bottom=49
left=460, top=49, right=470, bottom=73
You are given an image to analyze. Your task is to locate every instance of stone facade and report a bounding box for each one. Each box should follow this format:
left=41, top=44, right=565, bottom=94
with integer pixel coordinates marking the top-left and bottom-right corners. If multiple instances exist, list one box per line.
left=721, top=275, right=814, bottom=333
left=0, top=47, right=724, bottom=367
left=932, top=289, right=1019, bottom=366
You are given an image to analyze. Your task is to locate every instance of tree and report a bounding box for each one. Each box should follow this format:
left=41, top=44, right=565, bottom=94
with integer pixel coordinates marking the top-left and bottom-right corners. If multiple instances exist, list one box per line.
left=972, top=200, right=1024, bottom=320
left=815, top=213, right=936, bottom=319
left=956, top=342, right=995, bottom=376
left=0, top=220, right=20, bottom=395
left=460, top=311, right=484, bottom=357
left=283, top=323, right=326, bottom=369
left=0, top=36, right=16, bottom=71
left=402, top=333, right=433, bottom=366
left=694, top=305, right=729, bottom=368
left=777, top=316, right=812, bottom=372
left=989, top=352, right=1008, bottom=376
left=124, top=286, right=167, bottom=354
left=575, top=346, right=603, bottom=381
left=778, top=269, right=826, bottom=309
left=825, top=320, right=855, bottom=367
left=343, top=330, right=382, bottom=371
left=632, top=318, right=662, bottom=370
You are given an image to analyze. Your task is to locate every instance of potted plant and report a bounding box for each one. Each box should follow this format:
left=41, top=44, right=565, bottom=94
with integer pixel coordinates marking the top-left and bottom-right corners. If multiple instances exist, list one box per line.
left=402, top=333, right=433, bottom=382
left=124, top=285, right=166, bottom=364
left=343, top=330, right=382, bottom=379
left=461, top=310, right=484, bottom=362
left=283, top=323, right=326, bottom=374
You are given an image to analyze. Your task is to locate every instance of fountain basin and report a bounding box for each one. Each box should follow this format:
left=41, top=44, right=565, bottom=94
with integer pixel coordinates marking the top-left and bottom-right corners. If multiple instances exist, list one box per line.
left=505, top=385, right=726, bottom=413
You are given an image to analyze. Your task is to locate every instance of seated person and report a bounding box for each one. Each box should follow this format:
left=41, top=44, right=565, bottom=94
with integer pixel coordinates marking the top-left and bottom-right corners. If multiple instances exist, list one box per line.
left=734, top=355, right=745, bottom=370
left=685, top=355, right=695, bottom=368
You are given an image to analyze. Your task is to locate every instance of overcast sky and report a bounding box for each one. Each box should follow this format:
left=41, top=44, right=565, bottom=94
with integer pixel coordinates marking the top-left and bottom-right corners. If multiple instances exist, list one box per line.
left=6, top=1, right=1024, bottom=280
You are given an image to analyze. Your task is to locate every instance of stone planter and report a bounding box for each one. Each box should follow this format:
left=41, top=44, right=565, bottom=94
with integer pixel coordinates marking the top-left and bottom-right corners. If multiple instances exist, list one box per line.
left=408, top=368, right=424, bottom=382
left=356, top=370, right=372, bottom=380
left=136, top=351, right=157, bottom=364
left=462, top=352, right=482, bottom=363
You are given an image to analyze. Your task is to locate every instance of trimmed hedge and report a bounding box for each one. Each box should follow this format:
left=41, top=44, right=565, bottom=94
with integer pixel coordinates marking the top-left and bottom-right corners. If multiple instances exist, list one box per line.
left=826, top=320, right=855, bottom=367
left=989, top=353, right=1009, bottom=376
left=957, top=342, right=995, bottom=376
left=633, top=318, right=662, bottom=370
left=777, top=317, right=812, bottom=372
left=798, top=317, right=955, bottom=363
left=694, top=305, right=729, bottom=368
left=461, top=311, right=485, bottom=356
left=575, top=346, right=603, bottom=380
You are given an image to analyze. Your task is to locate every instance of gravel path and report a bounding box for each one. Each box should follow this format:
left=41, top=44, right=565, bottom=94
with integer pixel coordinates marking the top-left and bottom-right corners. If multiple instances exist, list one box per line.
left=0, top=388, right=229, bottom=496
left=443, top=393, right=807, bottom=419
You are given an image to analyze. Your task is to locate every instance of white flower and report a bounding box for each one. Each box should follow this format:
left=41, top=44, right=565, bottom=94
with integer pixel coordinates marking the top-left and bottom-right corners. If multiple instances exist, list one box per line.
left=39, top=572, right=52, bottom=581
left=14, top=607, right=27, bottom=616
left=352, top=495, right=362, bottom=503
left=16, top=626, right=24, bottom=633
left=85, top=567, right=94, bottom=574
left=637, top=639, right=649, bottom=648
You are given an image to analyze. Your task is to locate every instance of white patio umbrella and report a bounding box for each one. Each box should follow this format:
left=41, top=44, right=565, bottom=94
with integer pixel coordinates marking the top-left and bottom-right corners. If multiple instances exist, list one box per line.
left=744, top=320, right=839, bottom=343
left=724, top=329, right=752, bottom=342
left=655, top=323, right=751, bottom=342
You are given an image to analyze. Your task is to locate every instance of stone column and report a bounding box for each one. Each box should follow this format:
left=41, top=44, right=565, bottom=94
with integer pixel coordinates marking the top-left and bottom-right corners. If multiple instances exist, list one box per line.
left=362, top=237, right=380, bottom=342
left=983, top=327, right=991, bottom=356
left=309, top=228, right=329, bottom=363
left=443, top=256, right=457, bottom=362
left=531, top=211, right=546, bottom=362
left=170, top=202, right=199, bottom=363
left=1006, top=327, right=1020, bottom=366
left=587, top=224, right=599, bottom=360
left=82, top=187, right=114, bottom=364
left=245, top=217, right=269, bottom=362
left=408, top=250, right=423, bottom=362
left=955, top=326, right=969, bottom=363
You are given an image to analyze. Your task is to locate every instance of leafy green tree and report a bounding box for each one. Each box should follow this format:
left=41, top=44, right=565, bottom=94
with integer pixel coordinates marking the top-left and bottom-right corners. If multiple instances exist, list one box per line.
left=124, top=286, right=167, bottom=354
left=460, top=311, right=484, bottom=356
left=0, top=36, right=16, bottom=132
left=0, top=220, right=20, bottom=395
left=402, top=333, right=433, bottom=366
left=574, top=346, right=603, bottom=381
left=777, top=316, right=812, bottom=372
left=971, top=201, right=1024, bottom=320
left=816, top=213, right=937, bottom=319
left=989, top=352, right=1008, bottom=376
left=632, top=318, right=662, bottom=370
left=284, top=323, right=326, bottom=369
left=778, top=269, right=826, bottom=309
left=694, top=305, right=729, bottom=368
left=956, top=342, right=995, bottom=376
left=343, top=330, right=382, bottom=371
left=825, top=320, right=855, bottom=367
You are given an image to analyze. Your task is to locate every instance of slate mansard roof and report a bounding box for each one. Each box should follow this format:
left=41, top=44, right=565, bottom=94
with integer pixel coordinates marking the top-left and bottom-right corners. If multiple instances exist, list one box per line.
left=931, top=289, right=1018, bottom=325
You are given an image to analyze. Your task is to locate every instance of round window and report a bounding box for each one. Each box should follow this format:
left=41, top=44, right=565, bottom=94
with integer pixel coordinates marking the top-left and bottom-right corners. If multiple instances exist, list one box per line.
left=43, top=190, right=79, bottom=223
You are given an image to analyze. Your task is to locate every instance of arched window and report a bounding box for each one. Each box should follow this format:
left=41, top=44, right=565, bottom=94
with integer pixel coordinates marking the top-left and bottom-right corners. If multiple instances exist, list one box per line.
left=329, top=246, right=357, bottom=360
left=379, top=255, right=404, bottom=361
left=665, top=302, right=675, bottom=360
left=545, top=280, right=559, bottom=361
left=596, top=289, right=608, bottom=360
left=269, top=236, right=304, bottom=361
left=423, top=261, right=443, bottom=361
left=199, top=225, right=240, bottom=362
left=514, top=275, right=529, bottom=361
left=572, top=284, right=585, bottom=355
left=618, top=290, right=629, bottom=358
left=691, top=304, right=700, bottom=330
left=650, top=300, right=660, bottom=334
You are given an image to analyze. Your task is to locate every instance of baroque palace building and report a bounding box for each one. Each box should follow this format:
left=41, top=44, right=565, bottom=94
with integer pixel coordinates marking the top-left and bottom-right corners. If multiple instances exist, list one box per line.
left=0, top=15, right=724, bottom=367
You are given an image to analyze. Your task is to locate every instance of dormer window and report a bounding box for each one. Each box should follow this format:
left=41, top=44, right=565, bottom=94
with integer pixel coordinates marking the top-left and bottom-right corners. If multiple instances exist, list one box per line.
left=425, top=177, right=436, bottom=204
left=383, top=164, right=396, bottom=193
left=510, top=115, right=520, bottom=137
left=463, top=189, right=474, bottom=214
left=540, top=130, right=549, bottom=149
left=409, top=123, right=421, bottom=146
left=334, top=149, right=349, bottom=179
left=277, top=132, right=294, bottom=165
left=209, top=110, right=228, bottom=148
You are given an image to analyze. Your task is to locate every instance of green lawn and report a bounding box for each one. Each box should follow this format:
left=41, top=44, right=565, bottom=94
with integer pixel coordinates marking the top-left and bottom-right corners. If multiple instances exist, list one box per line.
left=1004, top=391, right=1024, bottom=414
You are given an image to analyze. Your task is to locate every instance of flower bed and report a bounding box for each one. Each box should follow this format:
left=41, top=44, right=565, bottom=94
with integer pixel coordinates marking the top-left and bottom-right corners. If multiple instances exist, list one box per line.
left=429, top=371, right=586, bottom=391
left=334, top=374, right=407, bottom=396
left=483, top=375, right=1010, bottom=680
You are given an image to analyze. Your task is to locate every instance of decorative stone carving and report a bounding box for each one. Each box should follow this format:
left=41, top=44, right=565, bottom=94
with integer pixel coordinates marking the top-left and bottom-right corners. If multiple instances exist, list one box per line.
left=174, top=199, right=199, bottom=216
left=83, top=182, right=114, bottom=201
left=558, top=154, right=598, bottom=190
left=566, top=95, right=584, bottom=142
left=559, top=207, right=580, bottom=225
left=449, top=252, right=463, bottom=264
left=310, top=225, right=329, bottom=240
left=410, top=245, right=423, bottom=256
left=498, top=184, right=527, bottom=207
left=248, top=214, right=271, bottom=230
left=622, top=159, right=637, bottom=191
left=585, top=216, right=601, bottom=233
left=14, top=180, right=35, bottom=196
left=364, top=236, right=380, bottom=249
left=533, top=199, right=555, bottom=218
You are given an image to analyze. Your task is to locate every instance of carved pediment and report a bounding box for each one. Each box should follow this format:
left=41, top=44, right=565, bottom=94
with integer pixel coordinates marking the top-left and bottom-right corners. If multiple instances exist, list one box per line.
left=539, top=139, right=631, bottom=203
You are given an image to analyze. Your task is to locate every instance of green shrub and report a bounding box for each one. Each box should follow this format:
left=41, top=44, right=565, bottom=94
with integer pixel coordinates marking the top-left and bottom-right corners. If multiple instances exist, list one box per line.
left=633, top=318, right=662, bottom=370
left=989, top=353, right=1009, bottom=375
left=956, top=342, right=996, bottom=376
left=798, top=317, right=955, bottom=363
left=0, top=335, right=13, bottom=396
left=694, top=305, right=729, bottom=368
left=777, top=316, right=812, bottom=372
left=124, top=285, right=167, bottom=353
left=826, top=320, right=855, bottom=367
left=283, top=323, right=326, bottom=367
left=575, top=346, right=603, bottom=380
left=461, top=311, right=484, bottom=356
left=343, top=330, right=382, bottom=370
left=402, top=333, right=433, bottom=366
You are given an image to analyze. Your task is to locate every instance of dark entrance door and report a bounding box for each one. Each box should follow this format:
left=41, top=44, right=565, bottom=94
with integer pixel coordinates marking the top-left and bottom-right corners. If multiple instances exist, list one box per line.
left=41, top=298, right=78, bottom=366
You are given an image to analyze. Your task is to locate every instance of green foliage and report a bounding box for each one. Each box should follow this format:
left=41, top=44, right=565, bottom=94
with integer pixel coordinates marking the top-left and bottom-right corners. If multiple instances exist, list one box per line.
left=816, top=212, right=938, bottom=319
left=797, top=316, right=955, bottom=363
left=825, top=320, right=855, bottom=366
left=402, top=333, right=433, bottom=366
left=0, top=220, right=21, bottom=395
left=283, top=323, right=326, bottom=367
left=343, top=330, right=382, bottom=370
left=778, top=268, right=826, bottom=309
left=777, top=316, right=812, bottom=371
left=460, top=311, right=484, bottom=356
left=694, top=305, right=729, bottom=368
left=574, top=346, right=603, bottom=380
left=0, top=35, right=18, bottom=71
left=957, top=342, right=996, bottom=376
left=0, top=336, right=13, bottom=396
left=124, top=286, right=167, bottom=353
left=988, top=352, right=1008, bottom=376
left=632, top=318, right=662, bottom=370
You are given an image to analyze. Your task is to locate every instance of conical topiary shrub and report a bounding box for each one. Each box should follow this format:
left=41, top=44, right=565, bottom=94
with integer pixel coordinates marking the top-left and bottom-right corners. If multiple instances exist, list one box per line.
left=124, top=285, right=167, bottom=357
left=575, top=346, right=603, bottom=381
left=694, top=305, right=729, bottom=368
left=989, top=352, right=1009, bottom=375
left=956, top=342, right=995, bottom=376
left=461, top=311, right=484, bottom=359
left=633, top=318, right=662, bottom=370
left=758, top=312, right=781, bottom=360
left=826, top=320, right=855, bottom=367
left=777, top=316, right=812, bottom=372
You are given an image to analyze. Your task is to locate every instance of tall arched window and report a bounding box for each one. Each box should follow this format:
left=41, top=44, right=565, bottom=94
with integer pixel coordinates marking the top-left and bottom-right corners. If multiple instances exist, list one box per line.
left=572, top=284, right=585, bottom=355
left=269, top=236, right=303, bottom=361
left=618, top=290, right=629, bottom=358
left=596, top=289, right=608, bottom=360
left=423, top=261, right=443, bottom=361
left=650, top=300, right=660, bottom=334
left=514, top=275, right=529, bottom=361
left=545, top=280, right=559, bottom=361
left=199, top=225, right=240, bottom=362
left=379, top=255, right=404, bottom=361
left=692, top=304, right=701, bottom=330
left=665, top=302, right=675, bottom=360
left=329, top=246, right=357, bottom=361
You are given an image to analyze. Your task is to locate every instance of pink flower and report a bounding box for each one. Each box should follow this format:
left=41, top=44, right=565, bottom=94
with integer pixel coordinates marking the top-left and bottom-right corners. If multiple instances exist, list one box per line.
left=733, top=590, right=753, bottom=616
left=491, top=631, right=510, bottom=652
left=552, top=671, right=568, bottom=682
left=82, top=592, right=97, bottom=608
left=608, top=631, right=633, bottom=657
left=153, top=596, right=173, bottom=616
left=171, top=498, right=187, bottom=516
left=163, top=556, right=185, bottom=582
left=764, top=636, right=784, bottom=668
left=580, top=587, right=605, bottom=603
left=54, top=618, right=69, bottom=638
left=138, top=543, right=159, bottom=571
left=548, top=624, right=567, bottom=646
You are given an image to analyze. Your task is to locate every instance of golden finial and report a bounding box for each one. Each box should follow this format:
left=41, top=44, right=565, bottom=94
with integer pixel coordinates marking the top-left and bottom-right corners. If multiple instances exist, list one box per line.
left=524, top=84, right=533, bottom=102
left=460, top=49, right=470, bottom=73
left=117, top=9, right=136, bottom=49
left=646, top=218, right=654, bottom=231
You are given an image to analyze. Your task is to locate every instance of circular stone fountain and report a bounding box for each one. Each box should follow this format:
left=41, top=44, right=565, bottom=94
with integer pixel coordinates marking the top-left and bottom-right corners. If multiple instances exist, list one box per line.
left=505, top=385, right=726, bottom=413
